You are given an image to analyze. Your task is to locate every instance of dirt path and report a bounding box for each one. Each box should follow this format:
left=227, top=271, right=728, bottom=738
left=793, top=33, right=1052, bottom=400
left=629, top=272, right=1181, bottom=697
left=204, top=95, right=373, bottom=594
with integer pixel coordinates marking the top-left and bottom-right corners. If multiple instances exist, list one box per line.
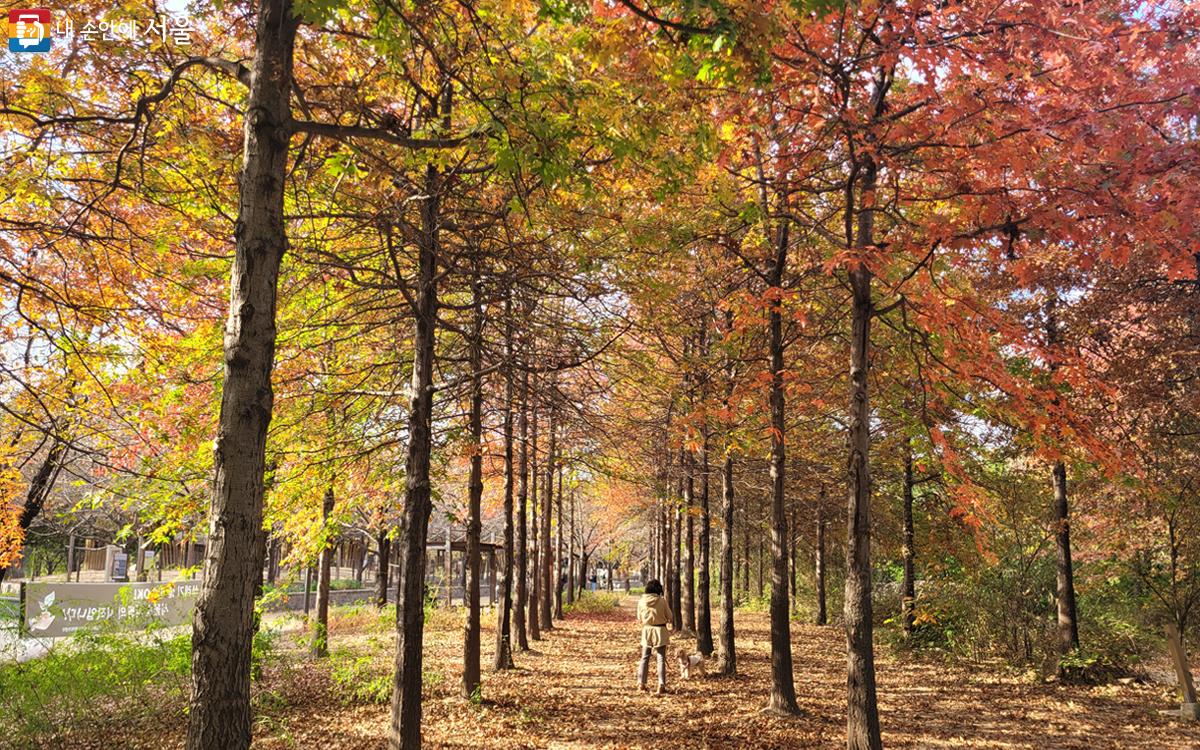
left=251, top=595, right=1200, bottom=749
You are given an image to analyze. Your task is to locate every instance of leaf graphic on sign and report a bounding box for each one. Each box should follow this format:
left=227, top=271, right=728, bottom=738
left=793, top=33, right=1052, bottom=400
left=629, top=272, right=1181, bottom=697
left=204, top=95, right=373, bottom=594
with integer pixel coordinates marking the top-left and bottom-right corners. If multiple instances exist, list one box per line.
left=41, top=591, right=55, bottom=609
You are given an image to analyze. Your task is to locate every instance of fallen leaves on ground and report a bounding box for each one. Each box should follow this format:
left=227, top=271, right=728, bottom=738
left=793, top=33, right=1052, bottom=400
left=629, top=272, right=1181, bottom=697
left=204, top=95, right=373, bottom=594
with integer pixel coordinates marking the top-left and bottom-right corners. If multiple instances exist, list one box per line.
left=50, top=596, right=1200, bottom=749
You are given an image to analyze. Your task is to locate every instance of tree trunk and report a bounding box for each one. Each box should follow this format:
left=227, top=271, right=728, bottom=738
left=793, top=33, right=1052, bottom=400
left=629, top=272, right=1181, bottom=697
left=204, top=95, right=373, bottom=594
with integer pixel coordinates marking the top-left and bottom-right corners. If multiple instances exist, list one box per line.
left=697, top=332, right=713, bottom=655
left=555, top=464, right=565, bottom=619
left=1046, top=299, right=1081, bottom=665
left=494, top=295, right=516, bottom=670
left=684, top=450, right=696, bottom=634
left=387, top=86, right=446, bottom=749
left=186, top=2, right=296, bottom=745
left=529, top=382, right=541, bottom=642
left=1054, top=460, right=1080, bottom=660
left=816, top=488, right=827, bottom=627
left=650, top=506, right=658, bottom=580
left=514, top=367, right=530, bottom=651
left=845, top=155, right=883, bottom=750
left=462, top=272, right=484, bottom=698
left=265, top=532, right=278, bottom=585
left=672, top=474, right=683, bottom=631
left=376, top=531, right=391, bottom=609
left=66, top=532, right=76, bottom=582
left=567, top=486, right=576, bottom=605
left=766, top=227, right=799, bottom=715
left=540, top=399, right=555, bottom=631
left=901, top=441, right=916, bottom=637
left=303, top=566, right=313, bottom=615
left=663, top=502, right=671, bottom=589
left=742, top=507, right=751, bottom=600
left=312, top=486, right=335, bottom=657
left=717, top=449, right=737, bottom=675
left=717, top=308, right=737, bottom=675
left=789, top=509, right=798, bottom=608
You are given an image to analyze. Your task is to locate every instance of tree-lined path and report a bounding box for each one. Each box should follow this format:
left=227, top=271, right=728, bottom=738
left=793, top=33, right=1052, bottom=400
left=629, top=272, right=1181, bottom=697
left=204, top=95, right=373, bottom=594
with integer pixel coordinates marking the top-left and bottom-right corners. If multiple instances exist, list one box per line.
left=3, top=1, right=1199, bottom=748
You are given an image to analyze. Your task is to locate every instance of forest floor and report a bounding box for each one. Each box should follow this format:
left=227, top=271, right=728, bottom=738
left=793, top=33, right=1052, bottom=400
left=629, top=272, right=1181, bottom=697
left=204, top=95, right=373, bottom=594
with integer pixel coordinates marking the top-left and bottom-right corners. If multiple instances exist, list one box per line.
left=54, top=595, right=1200, bottom=750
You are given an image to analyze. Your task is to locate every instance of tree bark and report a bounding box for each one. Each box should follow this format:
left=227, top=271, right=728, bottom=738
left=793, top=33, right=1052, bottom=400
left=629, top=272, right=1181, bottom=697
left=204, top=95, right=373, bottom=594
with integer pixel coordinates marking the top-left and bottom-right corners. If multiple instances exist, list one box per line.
left=1054, top=460, right=1080, bottom=659
left=540, top=398, right=555, bottom=631
left=312, top=486, right=335, bottom=657
left=789, top=508, right=798, bottom=608
left=567, top=486, right=576, bottom=605
left=845, top=153, right=883, bottom=750
left=529, top=388, right=541, bottom=642
left=376, top=531, right=391, bottom=609
left=494, top=294, right=516, bottom=670
left=66, top=532, right=76, bottom=582
left=387, top=85, right=446, bottom=749
left=186, top=2, right=296, bottom=745
left=766, top=222, right=799, bottom=715
left=672, top=470, right=684, bottom=631
left=697, top=321, right=713, bottom=655
left=716, top=307, right=738, bottom=674
left=653, top=517, right=660, bottom=579
left=555, top=463, right=565, bottom=619
left=462, top=271, right=484, bottom=698
left=661, top=501, right=670, bottom=587
left=303, top=566, right=313, bottom=615
left=717, top=448, right=737, bottom=675
left=816, top=487, right=827, bottom=627
left=684, top=449, right=696, bottom=633
left=901, top=441, right=916, bottom=637
left=1046, top=298, right=1081, bottom=665
left=514, top=367, right=530, bottom=651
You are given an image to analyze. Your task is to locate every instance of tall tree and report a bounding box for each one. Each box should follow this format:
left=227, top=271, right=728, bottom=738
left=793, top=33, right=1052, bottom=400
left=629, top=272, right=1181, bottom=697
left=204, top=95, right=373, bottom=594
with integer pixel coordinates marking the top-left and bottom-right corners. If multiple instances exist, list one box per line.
left=514, top=362, right=531, bottom=651
left=187, top=1, right=298, bottom=745
left=1046, top=299, right=1081, bottom=663
left=900, top=441, right=918, bottom=638
left=462, top=267, right=485, bottom=698
left=697, top=320, right=714, bottom=655
left=540, top=396, right=556, bottom=631
left=494, top=292, right=517, bottom=670
left=388, top=81, right=450, bottom=750
left=311, top=487, right=335, bottom=657
left=716, top=306, right=738, bottom=674
left=843, top=71, right=887, bottom=750
left=815, top=486, right=827, bottom=627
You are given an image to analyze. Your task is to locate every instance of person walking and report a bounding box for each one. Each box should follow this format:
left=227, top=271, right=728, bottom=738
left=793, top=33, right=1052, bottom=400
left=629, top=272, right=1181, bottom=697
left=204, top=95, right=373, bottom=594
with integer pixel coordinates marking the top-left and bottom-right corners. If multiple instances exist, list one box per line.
left=636, top=578, right=672, bottom=695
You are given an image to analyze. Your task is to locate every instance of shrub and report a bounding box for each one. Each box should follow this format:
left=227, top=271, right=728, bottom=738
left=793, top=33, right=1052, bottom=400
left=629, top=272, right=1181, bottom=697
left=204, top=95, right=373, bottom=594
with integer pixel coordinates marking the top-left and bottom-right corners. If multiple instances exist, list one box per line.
left=737, top=593, right=771, bottom=614
left=0, top=627, right=192, bottom=745
left=251, top=622, right=278, bottom=680
left=328, top=647, right=391, bottom=704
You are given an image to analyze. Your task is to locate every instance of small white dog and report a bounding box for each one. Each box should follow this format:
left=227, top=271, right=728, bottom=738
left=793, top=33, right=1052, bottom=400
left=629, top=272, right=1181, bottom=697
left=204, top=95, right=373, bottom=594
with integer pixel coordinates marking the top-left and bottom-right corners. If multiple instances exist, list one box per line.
left=676, top=647, right=707, bottom=680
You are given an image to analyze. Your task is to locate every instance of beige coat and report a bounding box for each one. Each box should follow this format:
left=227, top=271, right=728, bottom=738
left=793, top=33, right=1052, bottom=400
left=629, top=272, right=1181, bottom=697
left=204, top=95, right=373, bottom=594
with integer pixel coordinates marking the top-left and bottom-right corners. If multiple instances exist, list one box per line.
left=637, top=593, right=672, bottom=649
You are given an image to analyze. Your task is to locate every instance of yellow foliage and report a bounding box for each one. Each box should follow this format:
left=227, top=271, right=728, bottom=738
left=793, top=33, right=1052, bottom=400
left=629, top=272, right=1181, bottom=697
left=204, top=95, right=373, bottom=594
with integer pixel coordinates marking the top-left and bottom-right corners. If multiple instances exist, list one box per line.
left=0, top=444, right=26, bottom=570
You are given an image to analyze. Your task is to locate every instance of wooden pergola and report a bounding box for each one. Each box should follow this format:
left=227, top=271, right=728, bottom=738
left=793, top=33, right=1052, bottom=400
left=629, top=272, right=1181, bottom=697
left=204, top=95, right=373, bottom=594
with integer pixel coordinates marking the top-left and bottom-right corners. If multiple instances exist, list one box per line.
left=427, top=526, right=504, bottom=607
